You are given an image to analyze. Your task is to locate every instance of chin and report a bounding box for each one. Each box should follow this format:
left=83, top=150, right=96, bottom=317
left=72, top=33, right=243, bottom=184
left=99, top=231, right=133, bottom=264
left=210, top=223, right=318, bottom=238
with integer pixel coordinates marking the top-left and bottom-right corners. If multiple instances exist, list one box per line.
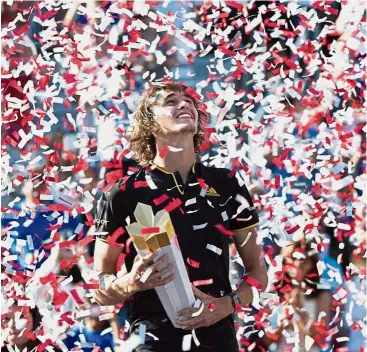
left=173, top=124, right=197, bottom=134
left=7, top=335, right=21, bottom=346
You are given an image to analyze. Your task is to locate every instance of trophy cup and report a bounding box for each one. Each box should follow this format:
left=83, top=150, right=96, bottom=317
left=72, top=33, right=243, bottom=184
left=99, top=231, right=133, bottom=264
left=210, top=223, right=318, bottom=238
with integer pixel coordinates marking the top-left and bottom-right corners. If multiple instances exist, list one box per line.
left=126, top=203, right=195, bottom=328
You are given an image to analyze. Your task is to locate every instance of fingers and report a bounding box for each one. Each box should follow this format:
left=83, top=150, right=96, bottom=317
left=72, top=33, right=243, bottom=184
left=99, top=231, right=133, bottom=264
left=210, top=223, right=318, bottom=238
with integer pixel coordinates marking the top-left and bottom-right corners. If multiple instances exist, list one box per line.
left=134, top=252, right=178, bottom=289
left=177, top=307, right=198, bottom=317
left=175, top=317, right=209, bottom=330
left=150, top=255, right=169, bottom=272
left=153, top=273, right=176, bottom=287
left=150, top=264, right=175, bottom=281
left=136, top=252, right=159, bottom=273
left=142, top=251, right=158, bottom=264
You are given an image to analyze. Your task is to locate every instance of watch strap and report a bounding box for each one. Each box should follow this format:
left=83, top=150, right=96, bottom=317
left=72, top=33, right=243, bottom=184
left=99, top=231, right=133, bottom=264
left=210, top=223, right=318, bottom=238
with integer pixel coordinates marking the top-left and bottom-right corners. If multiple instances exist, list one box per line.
left=226, top=292, right=241, bottom=311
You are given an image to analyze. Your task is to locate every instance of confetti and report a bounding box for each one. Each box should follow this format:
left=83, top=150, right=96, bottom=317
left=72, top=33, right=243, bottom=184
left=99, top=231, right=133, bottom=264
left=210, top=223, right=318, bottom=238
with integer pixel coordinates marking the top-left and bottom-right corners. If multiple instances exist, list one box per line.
left=153, top=194, right=169, bottom=206
left=141, top=227, right=160, bottom=235
left=191, top=301, right=204, bottom=317
left=191, top=329, right=200, bottom=347
left=206, top=244, right=222, bottom=255
left=164, top=198, right=182, bottom=213
left=26, top=235, right=34, bottom=250
left=192, top=279, right=213, bottom=287
left=182, top=334, right=192, bottom=351
left=193, top=223, right=208, bottom=230
left=215, top=224, right=234, bottom=236
left=186, top=258, right=200, bottom=269
left=140, top=267, right=153, bottom=283
left=185, top=198, right=196, bottom=206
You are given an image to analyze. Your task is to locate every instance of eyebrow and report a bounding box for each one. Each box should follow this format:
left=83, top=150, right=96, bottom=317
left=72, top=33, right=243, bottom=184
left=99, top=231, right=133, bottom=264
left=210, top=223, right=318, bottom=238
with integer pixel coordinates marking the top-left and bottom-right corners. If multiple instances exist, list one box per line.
left=163, top=92, right=193, bottom=102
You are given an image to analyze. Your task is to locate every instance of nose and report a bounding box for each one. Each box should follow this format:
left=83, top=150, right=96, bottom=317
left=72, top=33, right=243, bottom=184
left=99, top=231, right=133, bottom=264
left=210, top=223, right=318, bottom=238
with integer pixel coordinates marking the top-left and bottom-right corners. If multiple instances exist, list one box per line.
left=177, top=100, right=191, bottom=110
left=8, top=318, right=15, bottom=329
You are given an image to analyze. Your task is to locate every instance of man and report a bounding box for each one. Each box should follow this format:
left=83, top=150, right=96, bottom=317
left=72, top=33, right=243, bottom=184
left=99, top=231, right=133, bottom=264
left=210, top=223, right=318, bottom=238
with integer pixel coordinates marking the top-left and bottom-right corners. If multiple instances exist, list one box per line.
left=93, top=83, right=268, bottom=352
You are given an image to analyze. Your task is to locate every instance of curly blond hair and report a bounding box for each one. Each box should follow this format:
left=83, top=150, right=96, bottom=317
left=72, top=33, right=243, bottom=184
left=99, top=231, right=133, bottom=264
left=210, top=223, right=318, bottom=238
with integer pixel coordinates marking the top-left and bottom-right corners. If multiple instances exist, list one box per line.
left=130, top=83, right=207, bottom=165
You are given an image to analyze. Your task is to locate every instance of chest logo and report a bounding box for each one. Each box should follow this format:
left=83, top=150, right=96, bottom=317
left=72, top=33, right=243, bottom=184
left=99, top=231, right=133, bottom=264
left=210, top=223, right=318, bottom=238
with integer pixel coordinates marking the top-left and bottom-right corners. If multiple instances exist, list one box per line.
left=206, top=187, right=220, bottom=197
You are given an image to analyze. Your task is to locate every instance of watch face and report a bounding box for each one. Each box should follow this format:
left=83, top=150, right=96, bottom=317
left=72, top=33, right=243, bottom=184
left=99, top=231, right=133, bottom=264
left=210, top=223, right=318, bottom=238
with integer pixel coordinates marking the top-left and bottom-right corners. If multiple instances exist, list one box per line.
left=233, top=294, right=240, bottom=305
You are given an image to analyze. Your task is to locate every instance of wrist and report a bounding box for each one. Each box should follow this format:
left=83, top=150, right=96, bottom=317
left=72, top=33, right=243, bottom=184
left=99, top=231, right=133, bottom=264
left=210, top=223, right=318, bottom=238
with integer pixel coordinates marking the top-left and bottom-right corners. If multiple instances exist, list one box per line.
left=112, top=273, right=138, bottom=298
left=125, top=272, right=140, bottom=296
left=219, top=296, right=235, bottom=315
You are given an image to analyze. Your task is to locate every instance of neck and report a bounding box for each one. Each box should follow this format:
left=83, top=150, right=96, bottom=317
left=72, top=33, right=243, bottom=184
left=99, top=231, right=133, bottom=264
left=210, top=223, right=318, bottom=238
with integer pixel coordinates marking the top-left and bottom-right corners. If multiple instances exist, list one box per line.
left=15, top=342, right=27, bottom=351
left=153, top=134, right=196, bottom=180
left=25, top=197, right=33, bottom=205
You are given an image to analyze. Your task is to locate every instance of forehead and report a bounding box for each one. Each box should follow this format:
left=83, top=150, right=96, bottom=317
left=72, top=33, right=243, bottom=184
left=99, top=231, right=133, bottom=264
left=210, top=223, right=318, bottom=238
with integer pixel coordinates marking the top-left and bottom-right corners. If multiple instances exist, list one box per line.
left=153, top=90, right=194, bottom=102
left=4, top=307, right=28, bottom=319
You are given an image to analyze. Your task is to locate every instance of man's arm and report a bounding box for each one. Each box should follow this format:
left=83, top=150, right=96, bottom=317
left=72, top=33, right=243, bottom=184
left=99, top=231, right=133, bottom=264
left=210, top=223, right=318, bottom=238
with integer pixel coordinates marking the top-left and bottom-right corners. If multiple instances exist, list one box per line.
left=175, top=226, right=268, bottom=329
left=93, top=239, right=134, bottom=306
left=93, top=239, right=176, bottom=306
left=229, top=226, right=268, bottom=307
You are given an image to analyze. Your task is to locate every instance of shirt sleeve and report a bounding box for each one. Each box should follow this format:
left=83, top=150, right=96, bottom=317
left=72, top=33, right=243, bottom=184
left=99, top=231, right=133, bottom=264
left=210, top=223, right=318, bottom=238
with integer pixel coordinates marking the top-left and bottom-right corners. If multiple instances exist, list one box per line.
left=94, top=186, right=126, bottom=244
left=229, top=174, right=260, bottom=232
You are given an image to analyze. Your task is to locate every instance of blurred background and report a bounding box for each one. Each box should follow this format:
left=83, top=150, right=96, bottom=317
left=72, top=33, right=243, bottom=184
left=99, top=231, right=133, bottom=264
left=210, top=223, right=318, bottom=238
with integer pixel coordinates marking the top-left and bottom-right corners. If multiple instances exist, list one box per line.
left=1, top=1, right=366, bottom=351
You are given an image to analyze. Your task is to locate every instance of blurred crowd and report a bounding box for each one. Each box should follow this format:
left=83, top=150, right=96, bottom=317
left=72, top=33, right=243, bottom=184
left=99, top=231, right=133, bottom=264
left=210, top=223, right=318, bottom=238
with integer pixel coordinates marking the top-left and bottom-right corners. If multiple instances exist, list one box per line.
left=1, top=1, right=366, bottom=351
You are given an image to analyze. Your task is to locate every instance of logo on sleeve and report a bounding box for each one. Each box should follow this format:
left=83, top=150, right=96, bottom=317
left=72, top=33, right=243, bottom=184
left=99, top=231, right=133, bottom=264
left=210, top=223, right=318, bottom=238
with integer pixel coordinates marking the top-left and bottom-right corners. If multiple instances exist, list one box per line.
left=95, top=219, right=109, bottom=225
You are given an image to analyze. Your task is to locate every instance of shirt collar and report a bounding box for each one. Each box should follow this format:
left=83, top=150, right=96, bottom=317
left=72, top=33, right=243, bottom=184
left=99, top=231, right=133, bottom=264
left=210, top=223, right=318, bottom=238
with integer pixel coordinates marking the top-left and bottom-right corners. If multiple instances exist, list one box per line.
left=149, top=159, right=198, bottom=175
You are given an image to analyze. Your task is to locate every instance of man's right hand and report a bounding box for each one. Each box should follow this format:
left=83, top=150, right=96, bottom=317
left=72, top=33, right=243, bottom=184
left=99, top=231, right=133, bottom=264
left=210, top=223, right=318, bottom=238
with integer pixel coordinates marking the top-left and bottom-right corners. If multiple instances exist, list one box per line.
left=115, top=252, right=176, bottom=295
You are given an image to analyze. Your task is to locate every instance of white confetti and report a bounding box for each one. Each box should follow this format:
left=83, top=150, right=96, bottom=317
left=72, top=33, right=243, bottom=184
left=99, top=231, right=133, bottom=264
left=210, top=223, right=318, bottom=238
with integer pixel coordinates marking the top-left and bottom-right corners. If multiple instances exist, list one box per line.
left=145, top=173, right=158, bottom=190
left=191, top=301, right=204, bottom=317
left=185, top=197, right=196, bottom=206
left=333, top=287, right=348, bottom=301
left=145, top=332, right=159, bottom=340
left=140, top=267, right=153, bottom=283
left=305, top=336, right=314, bottom=350
left=26, top=235, right=34, bottom=250
left=240, top=231, right=252, bottom=247
left=182, top=334, right=192, bottom=351
left=193, top=223, right=208, bottom=230
left=101, top=327, right=113, bottom=336
left=332, top=175, right=354, bottom=191
left=221, top=211, right=228, bottom=222
left=191, top=329, right=200, bottom=347
left=60, top=275, right=74, bottom=288
left=40, top=194, right=53, bottom=201
left=206, top=244, right=222, bottom=255
left=74, top=223, right=84, bottom=235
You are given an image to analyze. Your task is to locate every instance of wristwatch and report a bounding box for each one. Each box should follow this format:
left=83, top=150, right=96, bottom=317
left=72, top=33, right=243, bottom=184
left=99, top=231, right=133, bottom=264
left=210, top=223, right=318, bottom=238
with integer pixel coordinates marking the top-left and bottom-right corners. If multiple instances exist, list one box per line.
left=226, top=292, right=241, bottom=312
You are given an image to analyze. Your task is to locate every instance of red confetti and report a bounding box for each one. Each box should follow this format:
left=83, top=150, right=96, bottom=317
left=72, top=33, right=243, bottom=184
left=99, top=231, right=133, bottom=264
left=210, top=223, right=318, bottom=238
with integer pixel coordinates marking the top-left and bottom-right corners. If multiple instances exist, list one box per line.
left=141, top=227, right=160, bottom=235
left=184, top=87, right=202, bottom=101
left=69, top=289, right=84, bottom=305
left=286, top=225, right=300, bottom=234
left=164, top=198, right=182, bottom=212
left=242, top=275, right=264, bottom=291
left=192, top=279, right=213, bottom=287
left=266, top=331, right=279, bottom=341
left=134, top=181, right=149, bottom=188
left=116, top=253, right=126, bottom=272
left=107, top=226, right=125, bottom=246
left=159, top=145, right=169, bottom=159
left=215, top=224, right=234, bottom=236
left=197, top=178, right=209, bottom=190
left=153, top=194, right=169, bottom=206
left=186, top=257, right=200, bottom=268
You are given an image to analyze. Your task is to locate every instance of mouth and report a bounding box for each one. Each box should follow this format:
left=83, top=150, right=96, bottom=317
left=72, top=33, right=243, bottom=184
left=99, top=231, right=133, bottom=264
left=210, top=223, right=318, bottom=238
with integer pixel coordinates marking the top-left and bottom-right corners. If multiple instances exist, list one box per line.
left=176, top=112, right=194, bottom=120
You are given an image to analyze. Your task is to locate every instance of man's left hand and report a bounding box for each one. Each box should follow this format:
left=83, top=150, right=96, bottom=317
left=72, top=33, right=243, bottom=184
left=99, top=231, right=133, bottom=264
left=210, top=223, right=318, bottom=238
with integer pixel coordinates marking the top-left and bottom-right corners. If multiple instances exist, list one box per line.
left=175, top=285, right=234, bottom=330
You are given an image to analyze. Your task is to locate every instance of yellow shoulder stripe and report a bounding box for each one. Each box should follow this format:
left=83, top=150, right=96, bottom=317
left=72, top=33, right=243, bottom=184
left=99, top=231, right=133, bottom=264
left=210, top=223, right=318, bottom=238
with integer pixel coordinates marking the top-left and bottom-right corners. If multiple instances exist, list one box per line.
left=232, top=222, right=260, bottom=232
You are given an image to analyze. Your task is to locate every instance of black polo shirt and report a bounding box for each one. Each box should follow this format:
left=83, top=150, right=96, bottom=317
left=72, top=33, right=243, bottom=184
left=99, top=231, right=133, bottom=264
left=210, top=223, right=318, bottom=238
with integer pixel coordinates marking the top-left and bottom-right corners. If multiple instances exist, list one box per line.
left=94, top=160, right=259, bottom=321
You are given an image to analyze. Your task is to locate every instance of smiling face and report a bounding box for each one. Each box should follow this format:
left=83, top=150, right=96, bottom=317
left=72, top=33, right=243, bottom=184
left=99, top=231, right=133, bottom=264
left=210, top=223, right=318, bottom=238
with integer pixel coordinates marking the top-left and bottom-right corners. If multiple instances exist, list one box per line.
left=3, top=308, right=34, bottom=347
left=130, top=83, right=207, bottom=164
left=150, top=91, right=199, bottom=136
